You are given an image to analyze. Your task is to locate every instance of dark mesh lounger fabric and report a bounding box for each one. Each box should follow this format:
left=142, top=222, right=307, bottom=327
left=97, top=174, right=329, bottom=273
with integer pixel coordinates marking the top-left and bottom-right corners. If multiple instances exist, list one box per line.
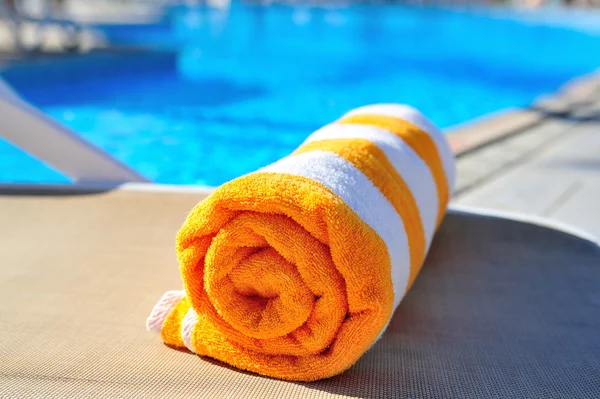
left=0, top=189, right=598, bottom=398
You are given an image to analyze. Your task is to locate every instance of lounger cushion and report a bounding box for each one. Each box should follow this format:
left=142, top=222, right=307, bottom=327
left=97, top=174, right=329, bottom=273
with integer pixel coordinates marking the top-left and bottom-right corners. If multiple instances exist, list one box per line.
left=0, top=189, right=598, bottom=398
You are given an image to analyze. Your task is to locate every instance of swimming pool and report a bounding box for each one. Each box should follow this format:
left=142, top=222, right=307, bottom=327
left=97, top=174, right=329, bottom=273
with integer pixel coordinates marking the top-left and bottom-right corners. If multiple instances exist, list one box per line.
left=1, top=4, right=600, bottom=185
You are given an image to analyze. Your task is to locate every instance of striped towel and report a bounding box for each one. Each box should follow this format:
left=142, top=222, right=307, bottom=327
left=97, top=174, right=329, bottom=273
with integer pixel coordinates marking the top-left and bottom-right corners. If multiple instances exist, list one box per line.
left=147, top=104, right=456, bottom=381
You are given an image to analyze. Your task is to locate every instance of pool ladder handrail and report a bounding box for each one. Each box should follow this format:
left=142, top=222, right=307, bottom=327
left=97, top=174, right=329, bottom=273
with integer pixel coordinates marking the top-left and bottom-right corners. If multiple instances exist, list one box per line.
left=0, top=78, right=148, bottom=184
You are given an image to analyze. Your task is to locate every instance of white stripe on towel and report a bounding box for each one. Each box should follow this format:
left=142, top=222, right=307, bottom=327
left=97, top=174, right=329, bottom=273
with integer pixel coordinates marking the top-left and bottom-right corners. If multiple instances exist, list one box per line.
left=303, top=123, right=438, bottom=247
left=182, top=308, right=198, bottom=353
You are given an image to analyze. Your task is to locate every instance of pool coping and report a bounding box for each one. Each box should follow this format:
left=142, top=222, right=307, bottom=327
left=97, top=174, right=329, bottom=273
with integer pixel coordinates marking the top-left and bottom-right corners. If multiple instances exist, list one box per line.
left=446, top=69, right=600, bottom=157
left=1, top=68, right=599, bottom=196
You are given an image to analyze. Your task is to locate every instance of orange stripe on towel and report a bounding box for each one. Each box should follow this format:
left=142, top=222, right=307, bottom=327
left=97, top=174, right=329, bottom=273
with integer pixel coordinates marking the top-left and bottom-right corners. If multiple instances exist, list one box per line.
left=337, top=114, right=449, bottom=227
left=161, top=296, right=191, bottom=348
left=293, top=138, right=427, bottom=289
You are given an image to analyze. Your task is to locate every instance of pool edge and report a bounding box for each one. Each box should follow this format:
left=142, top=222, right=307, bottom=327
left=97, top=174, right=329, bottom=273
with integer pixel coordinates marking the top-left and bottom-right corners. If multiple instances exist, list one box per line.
left=446, top=68, right=600, bottom=157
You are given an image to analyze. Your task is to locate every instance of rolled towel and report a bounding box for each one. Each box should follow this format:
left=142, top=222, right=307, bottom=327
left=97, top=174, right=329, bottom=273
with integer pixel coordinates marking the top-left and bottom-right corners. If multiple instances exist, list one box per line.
left=147, top=104, right=456, bottom=381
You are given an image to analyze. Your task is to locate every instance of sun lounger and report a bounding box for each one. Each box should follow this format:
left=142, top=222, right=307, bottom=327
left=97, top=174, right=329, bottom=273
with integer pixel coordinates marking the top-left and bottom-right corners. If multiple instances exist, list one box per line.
left=0, top=186, right=598, bottom=398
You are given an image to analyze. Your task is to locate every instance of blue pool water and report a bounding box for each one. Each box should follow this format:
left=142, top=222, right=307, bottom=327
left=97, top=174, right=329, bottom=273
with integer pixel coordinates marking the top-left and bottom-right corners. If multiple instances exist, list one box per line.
left=1, top=4, right=600, bottom=185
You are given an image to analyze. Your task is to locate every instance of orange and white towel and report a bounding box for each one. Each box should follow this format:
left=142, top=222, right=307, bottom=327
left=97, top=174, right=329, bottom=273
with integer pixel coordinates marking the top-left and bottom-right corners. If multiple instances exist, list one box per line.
left=147, top=104, right=456, bottom=381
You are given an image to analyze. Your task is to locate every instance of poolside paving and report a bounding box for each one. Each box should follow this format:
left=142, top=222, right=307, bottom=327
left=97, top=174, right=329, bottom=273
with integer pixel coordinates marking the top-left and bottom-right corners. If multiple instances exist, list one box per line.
left=451, top=74, right=600, bottom=238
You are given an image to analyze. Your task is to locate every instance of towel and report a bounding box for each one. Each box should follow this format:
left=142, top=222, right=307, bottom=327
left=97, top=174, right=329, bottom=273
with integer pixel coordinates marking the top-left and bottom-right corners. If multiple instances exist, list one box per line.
left=147, top=104, right=456, bottom=381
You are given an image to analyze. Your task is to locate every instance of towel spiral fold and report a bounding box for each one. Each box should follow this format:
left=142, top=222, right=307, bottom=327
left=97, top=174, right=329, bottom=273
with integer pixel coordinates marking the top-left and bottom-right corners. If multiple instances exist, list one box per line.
left=147, top=104, right=455, bottom=381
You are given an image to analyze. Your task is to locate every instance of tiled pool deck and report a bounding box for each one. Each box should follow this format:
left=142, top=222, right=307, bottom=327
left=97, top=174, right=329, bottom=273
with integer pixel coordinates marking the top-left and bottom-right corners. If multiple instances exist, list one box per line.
left=449, top=71, right=600, bottom=238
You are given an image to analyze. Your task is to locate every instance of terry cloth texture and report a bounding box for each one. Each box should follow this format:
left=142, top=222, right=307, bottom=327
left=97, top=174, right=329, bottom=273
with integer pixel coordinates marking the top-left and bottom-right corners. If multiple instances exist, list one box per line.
left=147, top=104, right=456, bottom=381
